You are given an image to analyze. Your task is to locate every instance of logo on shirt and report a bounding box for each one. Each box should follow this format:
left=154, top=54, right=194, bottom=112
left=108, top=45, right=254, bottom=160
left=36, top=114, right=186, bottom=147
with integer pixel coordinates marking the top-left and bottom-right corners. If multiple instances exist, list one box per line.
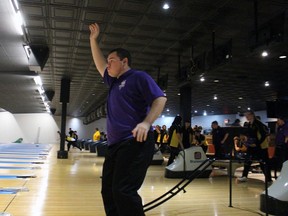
left=119, top=80, right=126, bottom=90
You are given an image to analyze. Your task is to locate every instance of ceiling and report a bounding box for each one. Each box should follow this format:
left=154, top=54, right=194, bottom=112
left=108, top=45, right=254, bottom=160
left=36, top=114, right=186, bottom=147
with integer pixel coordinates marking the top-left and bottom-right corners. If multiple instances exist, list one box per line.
left=0, top=0, right=288, bottom=120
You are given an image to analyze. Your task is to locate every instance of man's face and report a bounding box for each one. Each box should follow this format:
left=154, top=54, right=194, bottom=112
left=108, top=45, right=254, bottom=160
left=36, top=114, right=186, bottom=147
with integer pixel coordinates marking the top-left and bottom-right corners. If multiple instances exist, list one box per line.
left=277, top=118, right=284, bottom=126
left=107, top=51, right=124, bottom=77
left=245, top=112, right=254, bottom=122
left=211, top=123, right=218, bottom=129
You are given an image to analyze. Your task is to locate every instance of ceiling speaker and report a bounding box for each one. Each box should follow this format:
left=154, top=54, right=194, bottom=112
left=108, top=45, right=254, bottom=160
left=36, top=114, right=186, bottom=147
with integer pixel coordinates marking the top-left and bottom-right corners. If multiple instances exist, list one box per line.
left=28, top=45, right=49, bottom=72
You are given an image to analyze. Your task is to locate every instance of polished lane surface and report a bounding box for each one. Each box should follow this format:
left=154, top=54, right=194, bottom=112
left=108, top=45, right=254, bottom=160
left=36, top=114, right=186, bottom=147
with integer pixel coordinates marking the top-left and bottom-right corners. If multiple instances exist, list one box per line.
left=1, top=145, right=268, bottom=216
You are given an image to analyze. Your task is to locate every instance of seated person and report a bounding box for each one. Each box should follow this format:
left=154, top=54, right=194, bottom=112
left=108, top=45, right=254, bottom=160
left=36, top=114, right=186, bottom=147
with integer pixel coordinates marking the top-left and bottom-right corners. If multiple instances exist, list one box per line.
left=192, top=129, right=208, bottom=153
left=233, top=132, right=256, bottom=159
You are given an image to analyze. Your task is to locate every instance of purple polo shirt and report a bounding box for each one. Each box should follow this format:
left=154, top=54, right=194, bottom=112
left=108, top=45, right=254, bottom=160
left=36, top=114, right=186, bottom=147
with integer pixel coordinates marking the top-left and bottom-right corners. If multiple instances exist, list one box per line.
left=275, top=122, right=288, bottom=146
left=103, top=69, right=165, bottom=146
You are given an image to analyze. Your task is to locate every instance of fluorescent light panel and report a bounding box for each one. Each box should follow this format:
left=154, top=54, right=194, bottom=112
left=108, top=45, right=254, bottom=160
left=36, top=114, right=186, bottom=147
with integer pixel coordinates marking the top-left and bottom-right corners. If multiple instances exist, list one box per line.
left=9, top=0, right=24, bottom=35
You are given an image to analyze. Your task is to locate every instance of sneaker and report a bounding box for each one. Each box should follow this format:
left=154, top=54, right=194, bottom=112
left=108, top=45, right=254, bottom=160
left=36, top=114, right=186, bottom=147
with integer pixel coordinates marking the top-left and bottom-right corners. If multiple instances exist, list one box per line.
left=267, top=180, right=273, bottom=186
left=237, top=176, right=248, bottom=182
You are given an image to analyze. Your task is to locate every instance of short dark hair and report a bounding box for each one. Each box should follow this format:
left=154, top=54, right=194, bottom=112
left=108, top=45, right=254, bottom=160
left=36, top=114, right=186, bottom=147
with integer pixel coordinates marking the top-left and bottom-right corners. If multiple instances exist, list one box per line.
left=173, top=115, right=182, bottom=125
left=278, top=116, right=287, bottom=121
left=245, top=110, right=255, bottom=116
left=109, top=48, right=131, bottom=66
left=212, top=121, right=218, bottom=125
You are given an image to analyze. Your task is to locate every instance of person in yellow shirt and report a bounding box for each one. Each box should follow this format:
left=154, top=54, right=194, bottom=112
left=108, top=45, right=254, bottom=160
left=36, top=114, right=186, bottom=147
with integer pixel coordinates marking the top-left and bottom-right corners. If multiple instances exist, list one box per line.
left=167, top=116, right=184, bottom=165
left=93, top=128, right=101, bottom=141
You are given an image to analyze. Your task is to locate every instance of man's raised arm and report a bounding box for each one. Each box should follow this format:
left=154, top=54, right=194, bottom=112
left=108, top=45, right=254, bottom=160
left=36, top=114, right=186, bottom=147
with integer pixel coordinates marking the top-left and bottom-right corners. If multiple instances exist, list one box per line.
left=89, top=23, right=107, bottom=77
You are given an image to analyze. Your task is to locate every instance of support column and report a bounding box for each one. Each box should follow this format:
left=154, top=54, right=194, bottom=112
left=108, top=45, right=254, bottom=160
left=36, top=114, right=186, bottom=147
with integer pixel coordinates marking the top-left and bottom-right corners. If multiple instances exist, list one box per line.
left=180, top=84, right=191, bottom=123
left=57, top=78, right=70, bottom=159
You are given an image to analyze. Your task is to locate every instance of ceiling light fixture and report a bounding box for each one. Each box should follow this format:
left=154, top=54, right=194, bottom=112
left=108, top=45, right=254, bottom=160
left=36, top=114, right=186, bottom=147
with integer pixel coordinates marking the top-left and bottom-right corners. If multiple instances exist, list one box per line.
left=200, top=76, right=205, bottom=82
left=9, top=0, right=24, bottom=35
left=213, top=79, right=220, bottom=83
left=163, top=3, right=170, bottom=10
left=279, top=55, right=287, bottom=59
left=34, top=75, right=51, bottom=113
left=177, top=93, right=181, bottom=96
left=37, top=86, right=45, bottom=95
left=24, top=45, right=31, bottom=59
left=203, top=111, right=207, bottom=116
left=11, top=0, right=20, bottom=10
left=214, top=95, right=218, bottom=100
left=194, top=110, right=198, bottom=113
left=34, top=76, right=43, bottom=86
left=166, top=108, right=170, bottom=112
left=261, top=51, right=268, bottom=57
left=238, top=97, right=243, bottom=100
left=264, top=81, right=270, bottom=87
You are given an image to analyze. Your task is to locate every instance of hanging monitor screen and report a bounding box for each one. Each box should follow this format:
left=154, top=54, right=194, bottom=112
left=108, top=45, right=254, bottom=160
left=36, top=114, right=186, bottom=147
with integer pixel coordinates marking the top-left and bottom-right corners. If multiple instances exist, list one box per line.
left=266, top=100, right=288, bottom=118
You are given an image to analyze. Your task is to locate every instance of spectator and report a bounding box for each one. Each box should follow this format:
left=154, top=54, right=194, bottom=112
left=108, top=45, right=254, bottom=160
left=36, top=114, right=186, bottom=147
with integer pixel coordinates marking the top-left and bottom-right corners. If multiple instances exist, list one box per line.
left=233, top=129, right=252, bottom=159
left=237, top=111, right=272, bottom=183
left=167, top=116, right=184, bottom=165
left=160, top=125, right=169, bottom=153
left=275, top=117, right=288, bottom=170
left=231, top=119, right=241, bottom=127
left=93, top=128, right=101, bottom=142
left=182, top=120, right=193, bottom=149
left=193, top=129, right=208, bottom=153
left=154, top=125, right=161, bottom=145
left=211, top=121, right=229, bottom=159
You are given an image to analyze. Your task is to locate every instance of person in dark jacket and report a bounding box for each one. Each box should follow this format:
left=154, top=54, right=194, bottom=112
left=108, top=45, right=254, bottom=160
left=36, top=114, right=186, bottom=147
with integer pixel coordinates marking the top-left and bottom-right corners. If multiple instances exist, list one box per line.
left=167, top=116, right=184, bottom=165
left=275, top=117, right=288, bottom=171
left=238, top=111, right=272, bottom=183
left=211, top=121, right=229, bottom=159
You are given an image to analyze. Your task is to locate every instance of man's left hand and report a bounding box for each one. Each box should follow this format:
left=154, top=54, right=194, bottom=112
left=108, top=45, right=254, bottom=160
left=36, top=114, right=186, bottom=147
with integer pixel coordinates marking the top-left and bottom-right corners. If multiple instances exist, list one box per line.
left=132, top=122, right=150, bottom=142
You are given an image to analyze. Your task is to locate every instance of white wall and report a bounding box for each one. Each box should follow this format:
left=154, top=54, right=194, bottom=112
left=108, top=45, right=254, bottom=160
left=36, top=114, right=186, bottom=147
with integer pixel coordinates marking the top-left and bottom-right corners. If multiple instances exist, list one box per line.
left=192, top=114, right=236, bottom=129
left=0, top=110, right=276, bottom=144
left=0, top=112, right=59, bottom=144
left=154, top=117, right=174, bottom=128
left=55, top=117, right=107, bottom=140
left=154, top=114, right=237, bottom=130
left=16, top=113, right=60, bottom=144
left=0, top=112, right=27, bottom=143
left=154, top=110, right=276, bottom=131
left=0, top=113, right=108, bottom=144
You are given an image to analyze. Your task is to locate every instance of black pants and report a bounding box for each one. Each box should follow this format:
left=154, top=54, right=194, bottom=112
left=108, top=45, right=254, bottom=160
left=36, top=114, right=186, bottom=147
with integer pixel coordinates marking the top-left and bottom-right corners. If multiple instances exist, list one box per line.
left=275, top=144, right=288, bottom=171
left=213, top=143, right=223, bottom=159
left=200, top=145, right=208, bottom=154
left=242, top=147, right=272, bottom=181
left=101, top=132, right=154, bottom=216
left=67, top=141, right=81, bottom=151
left=167, top=146, right=180, bottom=166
